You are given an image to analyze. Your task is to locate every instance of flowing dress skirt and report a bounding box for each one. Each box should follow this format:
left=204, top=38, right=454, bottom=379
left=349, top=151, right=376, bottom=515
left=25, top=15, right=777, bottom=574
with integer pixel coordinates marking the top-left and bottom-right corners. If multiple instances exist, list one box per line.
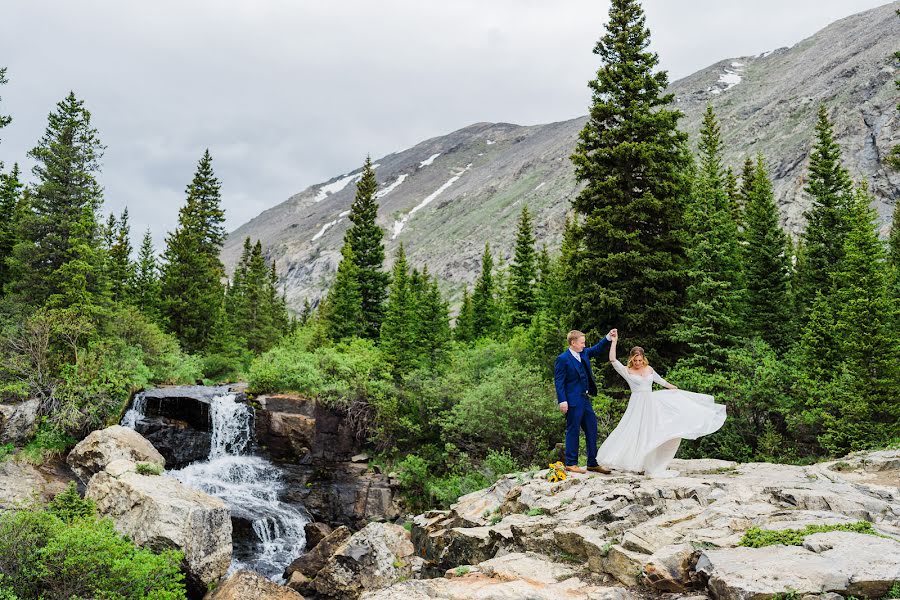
left=596, top=389, right=726, bottom=475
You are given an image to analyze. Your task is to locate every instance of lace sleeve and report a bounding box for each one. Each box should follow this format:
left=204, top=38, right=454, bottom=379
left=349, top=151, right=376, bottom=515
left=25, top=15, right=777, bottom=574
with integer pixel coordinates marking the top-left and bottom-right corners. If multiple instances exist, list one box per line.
left=651, top=368, right=670, bottom=387
left=611, top=359, right=629, bottom=379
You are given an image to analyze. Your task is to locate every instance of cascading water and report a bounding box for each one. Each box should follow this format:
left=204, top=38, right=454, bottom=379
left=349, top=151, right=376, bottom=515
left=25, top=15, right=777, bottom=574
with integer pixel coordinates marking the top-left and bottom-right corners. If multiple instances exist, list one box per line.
left=121, top=391, right=147, bottom=429
left=122, top=392, right=309, bottom=582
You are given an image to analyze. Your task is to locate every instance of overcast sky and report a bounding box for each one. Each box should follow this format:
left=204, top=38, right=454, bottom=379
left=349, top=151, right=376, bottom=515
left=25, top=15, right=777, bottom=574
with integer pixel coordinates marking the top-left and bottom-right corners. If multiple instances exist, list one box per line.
left=0, top=0, right=892, bottom=250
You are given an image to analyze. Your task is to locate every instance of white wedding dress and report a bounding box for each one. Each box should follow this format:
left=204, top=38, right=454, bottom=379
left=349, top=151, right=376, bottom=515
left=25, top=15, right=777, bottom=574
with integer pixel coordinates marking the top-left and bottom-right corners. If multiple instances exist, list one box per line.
left=596, top=360, right=726, bottom=476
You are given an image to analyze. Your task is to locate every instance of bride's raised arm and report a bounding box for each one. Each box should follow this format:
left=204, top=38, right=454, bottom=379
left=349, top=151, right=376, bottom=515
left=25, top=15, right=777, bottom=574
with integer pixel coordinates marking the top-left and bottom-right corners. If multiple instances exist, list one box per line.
left=608, top=331, right=617, bottom=362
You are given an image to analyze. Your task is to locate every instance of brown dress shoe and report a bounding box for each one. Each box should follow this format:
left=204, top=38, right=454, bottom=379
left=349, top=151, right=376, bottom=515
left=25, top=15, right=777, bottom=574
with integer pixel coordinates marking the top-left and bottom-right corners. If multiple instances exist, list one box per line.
left=565, top=465, right=587, bottom=474
left=586, top=465, right=611, bottom=474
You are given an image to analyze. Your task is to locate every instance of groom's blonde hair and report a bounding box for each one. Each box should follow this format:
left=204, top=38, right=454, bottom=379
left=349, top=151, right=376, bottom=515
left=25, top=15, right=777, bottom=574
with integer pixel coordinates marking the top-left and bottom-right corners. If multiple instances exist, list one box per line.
left=567, top=330, right=585, bottom=345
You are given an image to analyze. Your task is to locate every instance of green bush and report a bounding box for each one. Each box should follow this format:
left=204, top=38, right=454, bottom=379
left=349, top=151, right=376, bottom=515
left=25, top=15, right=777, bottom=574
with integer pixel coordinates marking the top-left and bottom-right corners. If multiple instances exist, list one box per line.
left=739, top=521, right=878, bottom=548
left=20, top=419, right=76, bottom=464
left=441, top=358, right=560, bottom=462
left=47, top=482, right=96, bottom=523
left=668, top=339, right=797, bottom=462
left=0, top=443, right=13, bottom=461
left=0, top=506, right=185, bottom=599
left=136, top=462, right=163, bottom=476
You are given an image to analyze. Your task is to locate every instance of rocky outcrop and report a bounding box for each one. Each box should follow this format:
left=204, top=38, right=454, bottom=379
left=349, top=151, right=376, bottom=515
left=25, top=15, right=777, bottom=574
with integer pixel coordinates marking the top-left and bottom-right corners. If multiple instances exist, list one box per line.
left=66, top=425, right=165, bottom=484
left=284, top=526, right=352, bottom=584
left=254, top=394, right=357, bottom=463
left=361, top=552, right=637, bottom=600
left=304, top=522, right=418, bottom=599
left=0, top=398, right=39, bottom=445
left=0, top=458, right=73, bottom=509
left=86, top=458, right=232, bottom=596
left=205, top=570, right=304, bottom=600
left=304, top=522, right=333, bottom=550
left=373, top=449, right=900, bottom=600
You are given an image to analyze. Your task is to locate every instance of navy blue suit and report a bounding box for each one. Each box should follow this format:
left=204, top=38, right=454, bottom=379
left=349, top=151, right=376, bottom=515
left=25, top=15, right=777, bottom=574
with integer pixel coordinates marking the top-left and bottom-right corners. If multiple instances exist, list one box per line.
left=554, top=338, right=611, bottom=466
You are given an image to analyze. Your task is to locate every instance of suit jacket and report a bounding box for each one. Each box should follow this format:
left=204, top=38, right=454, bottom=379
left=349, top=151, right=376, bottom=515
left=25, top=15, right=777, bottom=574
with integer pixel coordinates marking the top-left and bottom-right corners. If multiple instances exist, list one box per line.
left=554, top=338, right=611, bottom=406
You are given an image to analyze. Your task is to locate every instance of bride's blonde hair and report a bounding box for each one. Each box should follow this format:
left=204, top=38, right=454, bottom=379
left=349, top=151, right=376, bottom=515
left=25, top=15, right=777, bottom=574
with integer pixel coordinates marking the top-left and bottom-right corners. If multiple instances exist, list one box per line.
left=627, top=346, right=650, bottom=369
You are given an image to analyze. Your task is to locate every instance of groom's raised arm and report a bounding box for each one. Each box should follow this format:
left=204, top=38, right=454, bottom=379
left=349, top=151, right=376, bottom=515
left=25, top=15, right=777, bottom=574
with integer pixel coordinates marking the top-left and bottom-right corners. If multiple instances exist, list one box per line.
left=584, top=335, right=612, bottom=360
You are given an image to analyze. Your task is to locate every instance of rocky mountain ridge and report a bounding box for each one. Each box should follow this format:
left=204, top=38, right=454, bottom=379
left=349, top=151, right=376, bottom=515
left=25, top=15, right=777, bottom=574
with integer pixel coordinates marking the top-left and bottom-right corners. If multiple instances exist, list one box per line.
left=223, top=2, right=900, bottom=311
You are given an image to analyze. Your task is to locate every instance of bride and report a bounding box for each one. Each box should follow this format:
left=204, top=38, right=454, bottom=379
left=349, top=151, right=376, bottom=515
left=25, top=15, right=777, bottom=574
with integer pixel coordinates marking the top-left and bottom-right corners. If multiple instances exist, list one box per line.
left=596, top=331, right=726, bottom=476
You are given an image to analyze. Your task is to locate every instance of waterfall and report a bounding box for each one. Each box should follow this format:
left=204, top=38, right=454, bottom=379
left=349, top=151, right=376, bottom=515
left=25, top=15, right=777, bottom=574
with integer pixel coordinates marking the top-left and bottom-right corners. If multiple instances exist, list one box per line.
left=122, top=392, right=310, bottom=582
left=121, top=391, right=147, bottom=429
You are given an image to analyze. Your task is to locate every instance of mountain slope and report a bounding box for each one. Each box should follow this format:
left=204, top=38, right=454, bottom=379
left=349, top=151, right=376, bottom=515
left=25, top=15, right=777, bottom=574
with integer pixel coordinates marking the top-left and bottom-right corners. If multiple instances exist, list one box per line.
left=223, top=2, right=899, bottom=310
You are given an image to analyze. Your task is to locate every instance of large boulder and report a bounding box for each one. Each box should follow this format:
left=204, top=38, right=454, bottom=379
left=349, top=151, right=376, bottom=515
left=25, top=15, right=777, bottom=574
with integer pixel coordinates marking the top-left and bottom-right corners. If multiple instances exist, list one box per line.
left=0, top=398, right=39, bottom=445
left=133, top=416, right=211, bottom=468
left=66, top=425, right=164, bottom=484
left=312, top=522, right=416, bottom=599
left=86, top=459, right=232, bottom=596
left=0, top=459, right=71, bottom=509
left=205, top=570, right=303, bottom=600
left=284, top=525, right=352, bottom=582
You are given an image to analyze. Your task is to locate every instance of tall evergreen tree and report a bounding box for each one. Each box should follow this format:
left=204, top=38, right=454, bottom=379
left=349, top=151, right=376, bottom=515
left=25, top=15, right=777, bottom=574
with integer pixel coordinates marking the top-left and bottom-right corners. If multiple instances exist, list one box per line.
left=299, top=298, right=313, bottom=326
left=159, top=150, right=226, bottom=353
left=798, top=185, right=900, bottom=453
left=380, top=244, right=417, bottom=374
left=508, top=205, right=538, bottom=327
left=724, top=166, right=742, bottom=230
left=323, top=243, right=363, bottom=340
left=570, top=0, right=691, bottom=363
left=108, top=208, right=135, bottom=302
left=793, top=105, right=853, bottom=322
left=889, top=192, right=900, bottom=274
left=415, top=270, right=451, bottom=370
left=8, top=92, right=108, bottom=309
left=132, top=228, right=161, bottom=320
left=672, top=106, right=743, bottom=369
left=453, top=286, right=475, bottom=343
left=471, top=243, right=499, bottom=338
left=0, top=163, right=24, bottom=289
left=741, top=155, right=792, bottom=350
left=345, top=157, right=389, bottom=339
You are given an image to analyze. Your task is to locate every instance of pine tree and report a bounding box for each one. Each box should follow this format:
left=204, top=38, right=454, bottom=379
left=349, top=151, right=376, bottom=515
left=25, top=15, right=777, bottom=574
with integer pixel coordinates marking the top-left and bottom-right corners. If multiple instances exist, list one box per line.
left=159, top=150, right=226, bottom=353
left=453, top=286, right=475, bottom=343
left=889, top=194, right=900, bottom=273
left=818, top=186, right=899, bottom=452
left=324, top=243, right=363, bottom=340
left=132, top=228, right=161, bottom=320
left=793, top=105, right=853, bottom=323
left=299, top=298, right=313, bottom=326
left=346, top=157, right=389, bottom=339
left=724, top=166, right=742, bottom=230
left=8, top=92, right=108, bottom=309
left=226, top=237, right=253, bottom=320
left=0, top=163, right=24, bottom=289
left=672, top=106, right=742, bottom=369
left=570, top=0, right=691, bottom=363
left=508, top=206, right=538, bottom=327
left=415, top=271, right=451, bottom=370
left=108, top=208, right=136, bottom=302
left=742, top=155, right=792, bottom=350
left=471, top=243, right=499, bottom=338
left=380, top=244, right=417, bottom=374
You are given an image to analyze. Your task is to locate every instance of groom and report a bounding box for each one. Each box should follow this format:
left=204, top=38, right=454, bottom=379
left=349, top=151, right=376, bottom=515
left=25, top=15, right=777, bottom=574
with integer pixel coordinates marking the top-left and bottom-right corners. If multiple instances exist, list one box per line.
left=554, top=329, right=616, bottom=474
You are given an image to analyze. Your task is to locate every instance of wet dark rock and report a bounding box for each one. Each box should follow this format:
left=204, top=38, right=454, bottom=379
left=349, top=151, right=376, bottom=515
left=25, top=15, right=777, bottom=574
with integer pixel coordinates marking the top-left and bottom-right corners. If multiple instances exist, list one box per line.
left=134, top=416, right=211, bottom=468
left=304, top=522, right=333, bottom=550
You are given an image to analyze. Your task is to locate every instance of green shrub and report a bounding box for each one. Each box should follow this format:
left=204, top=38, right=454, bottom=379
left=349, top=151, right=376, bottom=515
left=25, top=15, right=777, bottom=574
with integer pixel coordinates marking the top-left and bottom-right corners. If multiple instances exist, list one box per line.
left=441, top=358, right=560, bottom=462
left=136, top=462, right=163, bottom=476
left=0, top=506, right=185, bottom=599
left=0, top=443, right=13, bottom=462
left=739, top=521, right=878, bottom=547
left=20, top=419, right=76, bottom=464
left=47, top=482, right=95, bottom=523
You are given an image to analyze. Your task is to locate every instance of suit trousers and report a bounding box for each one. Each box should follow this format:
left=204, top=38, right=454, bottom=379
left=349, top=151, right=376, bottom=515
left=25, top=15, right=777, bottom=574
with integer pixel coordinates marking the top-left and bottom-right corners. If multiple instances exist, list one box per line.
left=564, top=395, right=599, bottom=467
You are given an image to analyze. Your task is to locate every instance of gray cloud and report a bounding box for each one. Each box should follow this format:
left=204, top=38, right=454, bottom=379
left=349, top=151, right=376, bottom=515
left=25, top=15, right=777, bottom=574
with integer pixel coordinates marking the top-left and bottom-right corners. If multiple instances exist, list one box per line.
left=0, top=0, right=891, bottom=251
